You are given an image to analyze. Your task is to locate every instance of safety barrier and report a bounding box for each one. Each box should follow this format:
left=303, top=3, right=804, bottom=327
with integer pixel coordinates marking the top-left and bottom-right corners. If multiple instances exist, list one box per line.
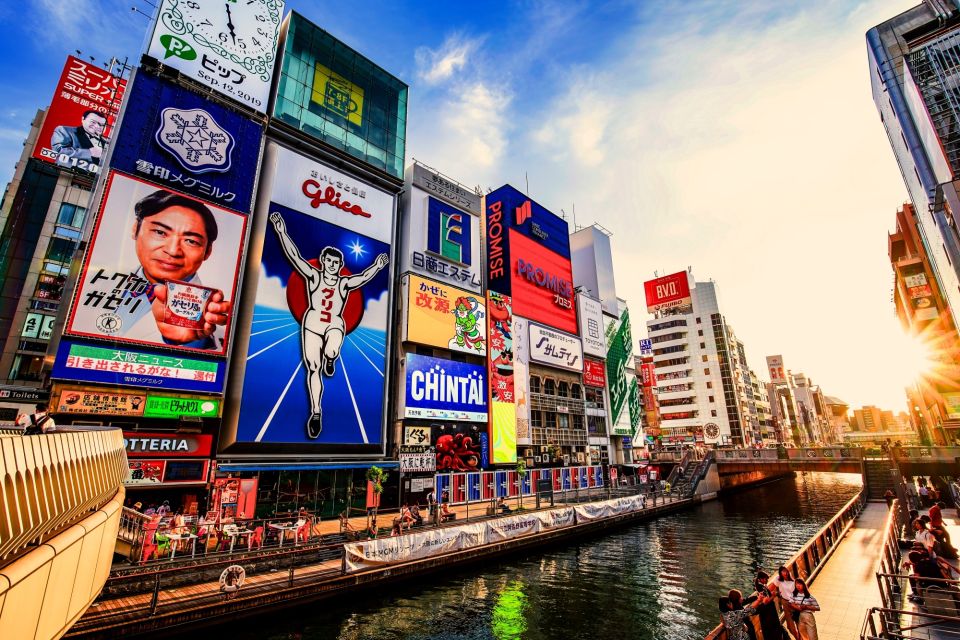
left=0, top=427, right=128, bottom=563
left=434, top=465, right=604, bottom=506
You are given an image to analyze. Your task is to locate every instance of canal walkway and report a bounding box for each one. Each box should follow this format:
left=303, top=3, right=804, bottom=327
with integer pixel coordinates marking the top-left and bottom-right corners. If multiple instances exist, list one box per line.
left=808, top=502, right=887, bottom=640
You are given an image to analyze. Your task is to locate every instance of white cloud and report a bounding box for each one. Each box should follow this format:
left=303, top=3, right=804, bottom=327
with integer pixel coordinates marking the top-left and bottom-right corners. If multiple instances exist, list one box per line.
left=415, top=34, right=482, bottom=85
left=256, top=275, right=289, bottom=312
left=360, top=290, right=390, bottom=331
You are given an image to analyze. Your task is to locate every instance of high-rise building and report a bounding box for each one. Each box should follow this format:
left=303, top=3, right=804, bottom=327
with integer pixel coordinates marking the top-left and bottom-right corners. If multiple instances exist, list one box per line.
left=889, top=202, right=960, bottom=444
left=643, top=271, right=761, bottom=448
left=869, top=4, right=960, bottom=334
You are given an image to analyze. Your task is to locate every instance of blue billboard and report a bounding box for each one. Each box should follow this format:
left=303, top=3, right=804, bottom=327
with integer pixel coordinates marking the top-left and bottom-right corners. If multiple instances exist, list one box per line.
left=485, top=184, right=571, bottom=296
left=51, top=339, right=225, bottom=394
left=110, top=71, right=263, bottom=212
left=405, top=353, right=487, bottom=422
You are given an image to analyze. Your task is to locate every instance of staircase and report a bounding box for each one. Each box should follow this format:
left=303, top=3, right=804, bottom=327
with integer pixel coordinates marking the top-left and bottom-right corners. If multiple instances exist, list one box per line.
left=863, top=457, right=897, bottom=500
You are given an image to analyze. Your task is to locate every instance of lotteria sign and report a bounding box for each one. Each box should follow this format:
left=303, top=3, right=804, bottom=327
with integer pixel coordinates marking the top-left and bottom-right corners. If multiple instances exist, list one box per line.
left=405, top=353, right=488, bottom=422
left=123, top=432, right=213, bottom=458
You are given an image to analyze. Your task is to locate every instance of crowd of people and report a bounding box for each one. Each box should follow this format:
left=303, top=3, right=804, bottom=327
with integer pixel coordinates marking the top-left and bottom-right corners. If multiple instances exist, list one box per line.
left=719, top=567, right=820, bottom=640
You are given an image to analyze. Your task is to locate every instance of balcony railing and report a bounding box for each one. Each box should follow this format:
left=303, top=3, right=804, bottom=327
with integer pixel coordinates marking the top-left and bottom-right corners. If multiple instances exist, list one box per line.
left=0, top=427, right=128, bottom=563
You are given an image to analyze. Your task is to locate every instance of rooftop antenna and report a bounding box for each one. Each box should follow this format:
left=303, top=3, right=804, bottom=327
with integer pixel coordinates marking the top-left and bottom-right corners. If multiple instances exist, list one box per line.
left=131, top=6, right=152, bottom=18
left=572, top=202, right=576, bottom=230
left=525, top=172, right=529, bottom=195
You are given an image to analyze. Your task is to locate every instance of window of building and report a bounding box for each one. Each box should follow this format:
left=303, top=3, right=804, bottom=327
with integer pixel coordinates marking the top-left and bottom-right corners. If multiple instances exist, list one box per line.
left=709, top=395, right=715, bottom=402
left=698, top=329, right=703, bottom=336
left=45, top=236, right=77, bottom=264
left=707, top=381, right=713, bottom=389
left=558, top=414, right=570, bottom=429
left=701, top=355, right=708, bottom=362
left=571, top=384, right=582, bottom=400
left=704, top=368, right=710, bottom=375
left=700, top=342, right=706, bottom=349
left=544, top=378, right=556, bottom=396
left=572, top=414, right=584, bottom=430
left=696, top=317, right=701, bottom=324
left=531, top=410, right=542, bottom=428
left=558, top=381, right=569, bottom=398
left=56, top=203, right=87, bottom=228
left=530, top=376, right=541, bottom=394
left=544, top=412, right=557, bottom=428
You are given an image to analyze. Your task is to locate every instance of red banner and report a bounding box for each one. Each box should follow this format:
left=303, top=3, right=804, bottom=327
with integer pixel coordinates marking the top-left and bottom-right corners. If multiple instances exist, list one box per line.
left=640, top=362, right=657, bottom=387
left=583, top=358, right=606, bottom=387
left=508, top=230, right=577, bottom=333
left=644, top=271, right=691, bottom=313
left=33, top=56, right=126, bottom=176
left=123, top=432, right=213, bottom=458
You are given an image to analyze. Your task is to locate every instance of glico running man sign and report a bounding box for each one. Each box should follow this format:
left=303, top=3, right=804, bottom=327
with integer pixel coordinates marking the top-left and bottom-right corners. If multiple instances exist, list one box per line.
left=224, top=144, right=395, bottom=452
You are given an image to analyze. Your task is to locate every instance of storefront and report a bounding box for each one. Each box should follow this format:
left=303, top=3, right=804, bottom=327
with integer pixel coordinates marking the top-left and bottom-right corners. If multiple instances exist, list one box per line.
left=0, top=385, right=49, bottom=425
left=124, top=431, right=215, bottom=514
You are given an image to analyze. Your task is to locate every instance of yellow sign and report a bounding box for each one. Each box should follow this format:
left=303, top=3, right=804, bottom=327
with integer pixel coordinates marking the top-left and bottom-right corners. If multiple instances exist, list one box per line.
left=406, top=275, right=487, bottom=355
left=312, top=63, right=364, bottom=127
left=491, top=401, right=517, bottom=464
left=55, top=386, right=147, bottom=416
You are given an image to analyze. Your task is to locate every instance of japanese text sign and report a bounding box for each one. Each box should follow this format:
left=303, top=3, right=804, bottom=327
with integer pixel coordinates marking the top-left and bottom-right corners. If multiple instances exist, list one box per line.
left=33, top=55, right=126, bottom=175
left=528, top=322, right=583, bottom=372
left=405, top=353, right=487, bottom=422
left=404, top=275, right=487, bottom=356
left=110, top=72, right=263, bottom=212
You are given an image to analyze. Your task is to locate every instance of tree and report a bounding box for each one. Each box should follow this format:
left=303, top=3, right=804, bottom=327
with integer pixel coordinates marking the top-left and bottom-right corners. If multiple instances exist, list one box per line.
left=515, top=459, right=528, bottom=511
left=365, top=466, right=388, bottom=526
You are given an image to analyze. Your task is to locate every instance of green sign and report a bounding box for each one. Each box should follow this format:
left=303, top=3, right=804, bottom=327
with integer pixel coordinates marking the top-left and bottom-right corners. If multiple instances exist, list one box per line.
left=144, top=396, right=220, bottom=419
left=628, top=379, right=642, bottom=434
left=605, top=309, right=633, bottom=425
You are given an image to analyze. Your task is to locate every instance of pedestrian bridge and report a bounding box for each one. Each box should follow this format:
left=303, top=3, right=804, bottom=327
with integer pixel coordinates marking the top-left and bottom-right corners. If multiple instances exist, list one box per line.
left=713, top=447, right=866, bottom=474
left=0, top=427, right=128, bottom=640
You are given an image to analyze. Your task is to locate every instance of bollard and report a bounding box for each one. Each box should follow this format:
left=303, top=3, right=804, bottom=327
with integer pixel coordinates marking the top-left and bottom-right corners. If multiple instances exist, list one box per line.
left=150, top=573, right=161, bottom=615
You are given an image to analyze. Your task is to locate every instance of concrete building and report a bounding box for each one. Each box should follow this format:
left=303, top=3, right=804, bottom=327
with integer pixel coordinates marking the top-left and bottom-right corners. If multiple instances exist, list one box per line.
left=889, top=202, right=960, bottom=444
left=0, top=109, right=90, bottom=420
left=852, top=405, right=906, bottom=432
left=644, top=271, right=761, bottom=448
left=869, top=4, right=960, bottom=334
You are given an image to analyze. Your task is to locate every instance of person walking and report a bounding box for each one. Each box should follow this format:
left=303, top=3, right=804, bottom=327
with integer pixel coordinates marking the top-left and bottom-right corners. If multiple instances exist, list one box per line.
left=426, top=489, right=437, bottom=517
left=790, top=578, right=820, bottom=640
left=18, top=403, right=55, bottom=435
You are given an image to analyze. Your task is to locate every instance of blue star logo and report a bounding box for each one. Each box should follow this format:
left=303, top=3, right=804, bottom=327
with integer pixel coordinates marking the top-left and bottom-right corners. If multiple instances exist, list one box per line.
left=348, top=238, right=366, bottom=261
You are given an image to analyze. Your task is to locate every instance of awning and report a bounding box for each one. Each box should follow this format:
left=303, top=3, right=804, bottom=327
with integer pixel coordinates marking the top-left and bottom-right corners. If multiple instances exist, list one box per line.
left=216, top=461, right=400, bottom=472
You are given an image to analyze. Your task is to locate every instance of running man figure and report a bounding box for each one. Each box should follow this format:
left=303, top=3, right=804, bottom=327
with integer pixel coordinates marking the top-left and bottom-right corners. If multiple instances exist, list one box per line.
left=270, top=212, right=389, bottom=438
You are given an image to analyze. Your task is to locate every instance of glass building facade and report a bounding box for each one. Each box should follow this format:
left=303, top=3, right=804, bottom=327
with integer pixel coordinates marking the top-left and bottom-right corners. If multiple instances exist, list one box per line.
left=272, top=12, right=408, bottom=179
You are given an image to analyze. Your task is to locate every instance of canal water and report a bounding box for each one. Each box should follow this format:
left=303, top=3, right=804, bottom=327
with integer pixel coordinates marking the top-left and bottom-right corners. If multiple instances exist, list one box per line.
left=225, top=472, right=862, bottom=640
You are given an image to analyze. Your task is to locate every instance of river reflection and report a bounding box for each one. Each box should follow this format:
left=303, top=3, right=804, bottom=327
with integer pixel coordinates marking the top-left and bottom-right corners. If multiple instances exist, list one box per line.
left=221, top=472, right=862, bottom=640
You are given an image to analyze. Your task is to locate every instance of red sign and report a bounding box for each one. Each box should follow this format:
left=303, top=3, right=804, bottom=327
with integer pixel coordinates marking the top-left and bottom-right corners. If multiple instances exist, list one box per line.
left=640, top=362, right=657, bottom=387
left=644, top=272, right=691, bottom=313
left=509, top=230, right=577, bottom=333
left=33, top=56, right=126, bottom=176
left=123, top=432, right=213, bottom=458
left=583, top=358, right=606, bottom=387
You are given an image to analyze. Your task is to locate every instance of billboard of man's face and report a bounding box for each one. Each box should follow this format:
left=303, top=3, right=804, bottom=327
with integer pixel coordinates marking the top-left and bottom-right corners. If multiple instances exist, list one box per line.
left=134, top=206, right=213, bottom=283
left=82, top=112, right=107, bottom=139
left=320, top=249, right=343, bottom=276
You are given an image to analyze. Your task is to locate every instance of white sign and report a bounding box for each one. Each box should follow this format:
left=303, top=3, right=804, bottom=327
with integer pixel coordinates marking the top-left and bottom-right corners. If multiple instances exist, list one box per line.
left=400, top=452, right=436, bottom=473
left=21, top=313, right=54, bottom=340
left=528, top=322, right=583, bottom=372
left=269, top=144, right=394, bottom=242
left=766, top=355, right=786, bottom=384
left=577, top=295, right=606, bottom=358
left=399, top=183, right=483, bottom=293
left=403, top=425, right=431, bottom=446
left=146, top=0, right=284, bottom=113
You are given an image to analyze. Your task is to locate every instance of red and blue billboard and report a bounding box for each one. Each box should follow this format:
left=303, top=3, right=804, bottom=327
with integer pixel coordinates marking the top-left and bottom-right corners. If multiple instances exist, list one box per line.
left=485, top=184, right=576, bottom=333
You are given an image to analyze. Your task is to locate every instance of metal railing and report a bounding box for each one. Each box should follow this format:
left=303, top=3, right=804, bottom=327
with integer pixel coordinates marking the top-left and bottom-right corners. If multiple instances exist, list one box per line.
left=0, top=427, right=128, bottom=563
left=862, top=608, right=960, bottom=639
left=706, top=489, right=867, bottom=639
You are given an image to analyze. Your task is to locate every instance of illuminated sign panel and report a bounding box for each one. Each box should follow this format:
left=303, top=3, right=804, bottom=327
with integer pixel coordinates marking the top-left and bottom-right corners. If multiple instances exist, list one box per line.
left=509, top=231, right=577, bottom=333
left=644, top=271, right=691, bottom=313
left=577, top=295, right=606, bottom=358
left=404, top=354, right=487, bottom=422
left=404, top=275, right=486, bottom=355
left=487, top=291, right=516, bottom=464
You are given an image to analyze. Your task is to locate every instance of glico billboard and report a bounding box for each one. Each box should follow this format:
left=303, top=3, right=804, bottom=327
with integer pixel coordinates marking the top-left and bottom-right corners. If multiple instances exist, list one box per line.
left=485, top=185, right=576, bottom=334
left=220, top=143, right=396, bottom=455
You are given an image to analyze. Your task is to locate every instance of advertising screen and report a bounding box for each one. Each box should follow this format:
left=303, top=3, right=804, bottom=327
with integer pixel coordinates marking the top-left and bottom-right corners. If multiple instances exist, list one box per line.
left=146, top=0, right=284, bottom=113
left=583, top=358, right=606, bottom=388
left=513, top=316, right=530, bottom=442
left=110, top=72, right=264, bottom=212
left=509, top=231, right=577, bottom=333
left=33, top=55, right=126, bottom=175
left=404, top=275, right=486, bottom=355
left=404, top=353, right=487, bottom=422
left=528, top=322, right=583, bottom=372
left=51, top=339, right=225, bottom=394
left=55, top=387, right=147, bottom=416
left=605, top=309, right=633, bottom=425
left=577, top=295, right=606, bottom=358
left=644, top=271, right=692, bottom=313
left=487, top=291, right=516, bottom=464
left=230, top=145, right=394, bottom=449
left=65, top=172, right=247, bottom=355
left=21, top=313, right=55, bottom=340
left=272, top=13, right=408, bottom=178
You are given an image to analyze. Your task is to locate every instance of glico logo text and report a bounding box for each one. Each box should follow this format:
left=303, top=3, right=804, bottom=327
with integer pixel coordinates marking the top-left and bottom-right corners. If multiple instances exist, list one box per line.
left=302, top=180, right=371, bottom=218
left=516, top=258, right=573, bottom=307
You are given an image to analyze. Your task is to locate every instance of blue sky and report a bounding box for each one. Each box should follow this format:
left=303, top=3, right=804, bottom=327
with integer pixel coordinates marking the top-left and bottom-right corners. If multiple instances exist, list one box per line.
left=0, top=0, right=924, bottom=409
